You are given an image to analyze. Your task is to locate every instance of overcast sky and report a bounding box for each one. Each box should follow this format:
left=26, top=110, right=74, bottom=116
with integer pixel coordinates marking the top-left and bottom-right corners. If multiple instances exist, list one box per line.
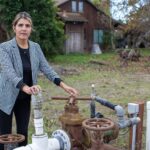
left=111, top=0, right=146, bottom=21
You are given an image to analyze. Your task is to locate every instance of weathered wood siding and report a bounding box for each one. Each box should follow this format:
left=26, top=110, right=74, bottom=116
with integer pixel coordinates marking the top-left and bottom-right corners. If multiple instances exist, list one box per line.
left=65, top=23, right=84, bottom=53
left=58, top=0, right=110, bottom=53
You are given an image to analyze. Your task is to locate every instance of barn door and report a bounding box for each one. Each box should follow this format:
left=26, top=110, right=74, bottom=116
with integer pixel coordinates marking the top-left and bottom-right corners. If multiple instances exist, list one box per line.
left=93, top=30, right=103, bottom=44
left=66, top=32, right=82, bottom=53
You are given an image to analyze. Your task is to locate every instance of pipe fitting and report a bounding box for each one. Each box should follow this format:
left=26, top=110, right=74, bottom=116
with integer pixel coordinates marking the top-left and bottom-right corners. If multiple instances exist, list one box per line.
left=115, top=105, right=140, bottom=129
left=14, top=130, right=71, bottom=150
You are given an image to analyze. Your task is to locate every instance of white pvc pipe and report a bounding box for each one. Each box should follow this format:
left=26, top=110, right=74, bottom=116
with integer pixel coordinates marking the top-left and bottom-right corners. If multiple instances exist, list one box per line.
left=13, top=134, right=49, bottom=150
left=32, top=134, right=48, bottom=150
left=131, top=124, right=136, bottom=150
left=128, top=103, right=139, bottom=150
left=48, top=138, right=60, bottom=150
left=34, top=118, right=44, bottom=135
left=146, top=101, right=150, bottom=150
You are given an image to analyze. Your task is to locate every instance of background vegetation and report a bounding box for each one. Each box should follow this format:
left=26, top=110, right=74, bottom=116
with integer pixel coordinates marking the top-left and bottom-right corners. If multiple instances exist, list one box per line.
left=0, top=0, right=65, bottom=55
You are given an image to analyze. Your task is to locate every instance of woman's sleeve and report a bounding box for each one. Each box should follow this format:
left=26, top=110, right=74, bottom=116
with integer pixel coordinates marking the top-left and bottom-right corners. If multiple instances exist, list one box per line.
left=36, top=43, right=61, bottom=82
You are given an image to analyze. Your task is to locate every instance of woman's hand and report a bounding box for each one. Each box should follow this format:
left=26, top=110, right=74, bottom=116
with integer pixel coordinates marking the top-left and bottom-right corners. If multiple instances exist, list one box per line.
left=22, top=85, right=41, bottom=95
left=30, top=85, right=41, bottom=95
left=22, top=85, right=32, bottom=95
left=59, top=82, right=78, bottom=97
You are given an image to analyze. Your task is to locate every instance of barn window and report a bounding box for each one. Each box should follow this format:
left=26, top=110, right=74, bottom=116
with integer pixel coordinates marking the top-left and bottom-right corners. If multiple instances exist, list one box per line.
left=72, top=1, right=77, bottom=12
left=93, top=30, right=103, bottom=44
left=79, top=1, right=83, bottom=12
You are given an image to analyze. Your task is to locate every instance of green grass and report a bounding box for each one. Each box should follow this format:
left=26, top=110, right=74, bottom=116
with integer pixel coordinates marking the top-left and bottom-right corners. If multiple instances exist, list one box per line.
left=140, top=48, right=150, bottom=56
left=49, top=48, right=150, bottom=64
left=49, top=51, right=116, bottom=65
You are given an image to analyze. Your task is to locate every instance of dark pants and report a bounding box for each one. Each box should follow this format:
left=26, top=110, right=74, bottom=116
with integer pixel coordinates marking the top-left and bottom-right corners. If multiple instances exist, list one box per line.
left=0, top=98, right=31, bottom=150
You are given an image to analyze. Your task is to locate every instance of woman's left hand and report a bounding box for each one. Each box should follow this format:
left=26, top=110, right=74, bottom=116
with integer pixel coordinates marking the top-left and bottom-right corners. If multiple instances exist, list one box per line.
left=60, top=82, right=78, bottom=97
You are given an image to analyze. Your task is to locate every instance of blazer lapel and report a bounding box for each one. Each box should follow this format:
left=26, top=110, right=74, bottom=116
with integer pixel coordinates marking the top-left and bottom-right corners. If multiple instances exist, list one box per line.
left=11, top=38, right=23, bottom=76
left=28, top=40, right=36, bottom=84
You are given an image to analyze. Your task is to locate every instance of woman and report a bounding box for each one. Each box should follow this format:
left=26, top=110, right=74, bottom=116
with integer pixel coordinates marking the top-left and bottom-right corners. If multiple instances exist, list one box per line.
left=0, top=12, right=78, bottom=149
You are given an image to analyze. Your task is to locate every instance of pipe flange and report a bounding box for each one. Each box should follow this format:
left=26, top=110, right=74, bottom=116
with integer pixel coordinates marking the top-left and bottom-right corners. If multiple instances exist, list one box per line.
left=52, top=129, right=71, bottom=150
left=82, top=118, right=115, bottom=131
left=0, top=134, right=25, bottom=144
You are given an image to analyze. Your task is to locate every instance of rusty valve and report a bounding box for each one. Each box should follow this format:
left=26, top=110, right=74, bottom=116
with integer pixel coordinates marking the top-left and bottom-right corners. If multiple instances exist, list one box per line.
left=0, top=134, right=25, bottom=150
left=82, top=118, right=120, bottom=150
left=0, top=134, right=25, bottom=144
left=82, top=118, right=115, bottom=131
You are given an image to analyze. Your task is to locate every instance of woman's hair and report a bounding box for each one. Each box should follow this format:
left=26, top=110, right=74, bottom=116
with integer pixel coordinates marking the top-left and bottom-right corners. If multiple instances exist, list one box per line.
left=12, top=12, right=33, bottom=27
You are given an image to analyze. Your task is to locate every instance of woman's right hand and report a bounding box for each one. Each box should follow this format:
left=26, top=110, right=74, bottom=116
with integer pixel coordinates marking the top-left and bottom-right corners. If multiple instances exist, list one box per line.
left=22, top=85, right=41, bottom=95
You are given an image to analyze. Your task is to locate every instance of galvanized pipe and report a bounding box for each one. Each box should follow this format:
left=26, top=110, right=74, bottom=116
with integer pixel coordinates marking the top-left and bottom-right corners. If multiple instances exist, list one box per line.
left=94, top=96, right=117, bottom=110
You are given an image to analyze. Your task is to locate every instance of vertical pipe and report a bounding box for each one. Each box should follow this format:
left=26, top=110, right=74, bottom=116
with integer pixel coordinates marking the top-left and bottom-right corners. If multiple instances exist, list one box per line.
left=146, top=101, right=150, bottom=150
left=128, top=103, right=139, bottom=150
left=90, top=84, right=96, bottom=118
left=132, top=124, right=137, bottom=150
left=32, top=93, right=44, bottom=136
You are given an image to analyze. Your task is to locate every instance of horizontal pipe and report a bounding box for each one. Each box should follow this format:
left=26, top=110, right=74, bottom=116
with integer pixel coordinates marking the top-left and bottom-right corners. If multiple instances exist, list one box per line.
left=51, top=96, right=92, bottom=101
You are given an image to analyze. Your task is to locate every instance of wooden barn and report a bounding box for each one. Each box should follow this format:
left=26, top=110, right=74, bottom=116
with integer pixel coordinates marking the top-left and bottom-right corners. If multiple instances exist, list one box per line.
left=55, top=0, right=113, bottom=53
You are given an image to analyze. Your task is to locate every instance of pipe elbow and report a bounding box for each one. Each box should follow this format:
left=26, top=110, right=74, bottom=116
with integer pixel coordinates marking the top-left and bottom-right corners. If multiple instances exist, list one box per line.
left=115, top=105, right=125, bottom=117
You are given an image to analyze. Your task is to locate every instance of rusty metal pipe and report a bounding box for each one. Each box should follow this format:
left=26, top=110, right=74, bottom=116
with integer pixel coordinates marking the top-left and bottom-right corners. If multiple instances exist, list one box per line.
left=51, top=96, right=91, bottom=101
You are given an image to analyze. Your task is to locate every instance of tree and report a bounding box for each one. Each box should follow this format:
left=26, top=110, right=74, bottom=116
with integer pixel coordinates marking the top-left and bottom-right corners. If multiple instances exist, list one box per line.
left=127, top=1, right=150, bottom=32
left=0, top=0, right=65, bottom=55
left=93, top=0, right=110, bottom=15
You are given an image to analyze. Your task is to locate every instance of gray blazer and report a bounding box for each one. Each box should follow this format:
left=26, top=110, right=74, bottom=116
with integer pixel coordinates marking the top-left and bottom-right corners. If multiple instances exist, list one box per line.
left=0, top=38, right=60, bottom=115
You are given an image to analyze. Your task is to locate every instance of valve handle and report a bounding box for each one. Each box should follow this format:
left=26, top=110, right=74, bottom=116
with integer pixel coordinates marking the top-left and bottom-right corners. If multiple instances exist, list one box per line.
left=82, top=118, right=115, bottom=131
left=0, top=134, right=25, bottom=144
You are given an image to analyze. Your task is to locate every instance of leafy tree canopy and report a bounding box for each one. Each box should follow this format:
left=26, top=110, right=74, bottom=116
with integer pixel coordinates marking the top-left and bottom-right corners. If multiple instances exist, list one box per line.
left=0, top=0, right=65, bottom=56
left=125, top=1, right=150, bottom=33
left=92, top=0, right=110, bottom=16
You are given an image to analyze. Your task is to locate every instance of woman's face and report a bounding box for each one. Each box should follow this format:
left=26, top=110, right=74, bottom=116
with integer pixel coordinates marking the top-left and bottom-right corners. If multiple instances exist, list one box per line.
left=13, top=18, right=32, bottom=41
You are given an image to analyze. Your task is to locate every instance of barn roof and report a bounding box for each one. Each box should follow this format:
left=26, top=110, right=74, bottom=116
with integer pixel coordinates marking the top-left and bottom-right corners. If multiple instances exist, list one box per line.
left=54, top=0, right=98, bottom=11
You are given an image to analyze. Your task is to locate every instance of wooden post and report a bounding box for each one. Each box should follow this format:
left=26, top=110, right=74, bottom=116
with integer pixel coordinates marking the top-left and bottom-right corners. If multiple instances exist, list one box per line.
left=135, top=101, right=144, bottom=150
left=129, top=101, right=145, bottom=150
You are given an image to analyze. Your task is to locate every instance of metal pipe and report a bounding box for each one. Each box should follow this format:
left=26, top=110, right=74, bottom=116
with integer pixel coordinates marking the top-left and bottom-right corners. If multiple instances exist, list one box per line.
left=93, top=97, right=140, bottom=129
left=51, top=96, right=91, bottom=101
left=90, top=101, right=96, bottom=118
left=90, top=84, right=96, bottom=118
left=94, top=96, right=117, bottom=110
left=115, top=105, right=140, bottom=129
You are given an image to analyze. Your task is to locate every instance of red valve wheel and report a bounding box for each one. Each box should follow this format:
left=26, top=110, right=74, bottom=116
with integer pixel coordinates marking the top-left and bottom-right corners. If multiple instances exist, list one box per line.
left=0, top=134, right=25, bottom=144
left=82, top=118, right=115, bottom=131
